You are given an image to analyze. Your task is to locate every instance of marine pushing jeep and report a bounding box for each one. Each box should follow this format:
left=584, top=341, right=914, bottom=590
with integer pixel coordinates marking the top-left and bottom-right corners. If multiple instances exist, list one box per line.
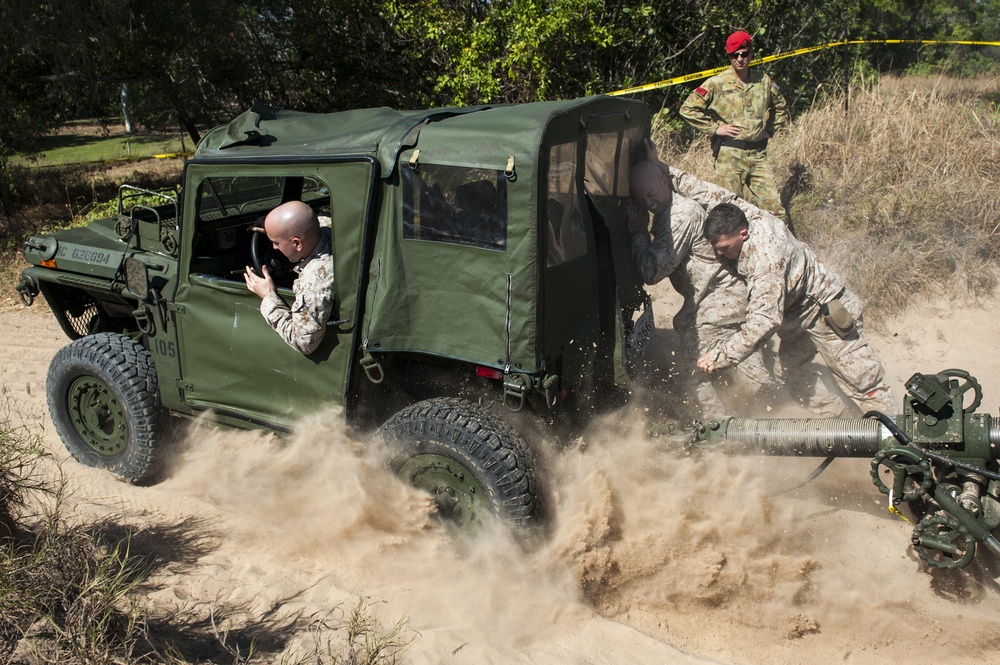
left=17, top=96, right=655, bottom=530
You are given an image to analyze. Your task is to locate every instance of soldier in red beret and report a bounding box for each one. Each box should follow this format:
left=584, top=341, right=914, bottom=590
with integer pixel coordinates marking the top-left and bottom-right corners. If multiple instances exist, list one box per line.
left=680, top=30, right=789, bottom=224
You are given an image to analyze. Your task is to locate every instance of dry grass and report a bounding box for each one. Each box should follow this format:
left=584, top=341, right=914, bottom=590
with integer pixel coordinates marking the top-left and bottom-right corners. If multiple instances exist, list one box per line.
left=0, top=399, right=160, bottom=664
left=275, top=598, right=414, bottom=665
left=0, top=399, right=46, bottom=540
left=0, top=400, right=414, bottom=664
left=659, top=74, right=1000, bottom=321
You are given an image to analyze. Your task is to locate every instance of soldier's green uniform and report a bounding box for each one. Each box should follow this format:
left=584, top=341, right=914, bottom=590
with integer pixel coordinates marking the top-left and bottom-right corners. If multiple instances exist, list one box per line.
left=679, top=66, right=788, bottom=221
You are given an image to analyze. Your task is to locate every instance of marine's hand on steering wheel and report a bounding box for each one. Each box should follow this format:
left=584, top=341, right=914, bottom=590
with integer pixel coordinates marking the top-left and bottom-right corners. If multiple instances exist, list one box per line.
left=249, top=226, right=292, bottom=279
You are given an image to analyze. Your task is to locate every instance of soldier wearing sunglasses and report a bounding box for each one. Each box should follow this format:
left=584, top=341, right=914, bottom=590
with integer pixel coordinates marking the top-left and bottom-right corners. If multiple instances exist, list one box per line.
left=680, top=30, right=789, bottom=224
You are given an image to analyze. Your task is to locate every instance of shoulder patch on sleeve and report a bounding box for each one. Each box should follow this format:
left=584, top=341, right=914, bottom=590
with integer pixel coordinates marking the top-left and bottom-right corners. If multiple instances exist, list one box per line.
left=694, top=86, right=708, bottom=97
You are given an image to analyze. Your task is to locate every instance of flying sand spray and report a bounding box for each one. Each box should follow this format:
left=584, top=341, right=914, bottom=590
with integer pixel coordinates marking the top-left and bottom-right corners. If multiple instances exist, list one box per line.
left=679, top=369, right=1000, bottom=571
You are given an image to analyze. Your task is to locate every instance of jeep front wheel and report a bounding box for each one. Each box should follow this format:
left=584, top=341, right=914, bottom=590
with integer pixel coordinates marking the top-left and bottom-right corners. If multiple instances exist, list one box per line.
left=378, top=398, right=541, bottom=531
left=47, top=333, right=162, bottom=484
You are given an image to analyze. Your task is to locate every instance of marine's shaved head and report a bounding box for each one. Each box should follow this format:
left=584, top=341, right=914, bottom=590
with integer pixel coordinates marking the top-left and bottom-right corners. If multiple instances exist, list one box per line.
left=265, top=201, right=318, bottom=241
left=262, top=201, right=321, bottom=263
left=629, top=161, right=663, bottom=189
left=629, top=161, right=672, bottom=215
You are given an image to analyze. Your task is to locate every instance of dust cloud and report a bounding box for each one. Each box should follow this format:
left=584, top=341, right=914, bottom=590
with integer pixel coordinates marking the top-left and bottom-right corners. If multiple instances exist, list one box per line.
left=155, top=394, right=1000, bottom=665
left=6, top=298, right=1000, bottom=664
left=157, top=411, right=597, bottom=658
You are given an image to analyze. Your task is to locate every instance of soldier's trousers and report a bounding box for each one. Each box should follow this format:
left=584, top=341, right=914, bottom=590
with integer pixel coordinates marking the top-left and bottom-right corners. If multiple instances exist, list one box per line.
left=777, top=290, right=895, bottom=417
left=714, top=145, right=786, bottom=222
left=677, top=320, right=772, bottom=419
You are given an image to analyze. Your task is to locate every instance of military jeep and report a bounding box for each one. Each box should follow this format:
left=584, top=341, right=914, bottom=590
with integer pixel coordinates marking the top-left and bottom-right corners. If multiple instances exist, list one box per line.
left=17, top=96, right=654, bottom=530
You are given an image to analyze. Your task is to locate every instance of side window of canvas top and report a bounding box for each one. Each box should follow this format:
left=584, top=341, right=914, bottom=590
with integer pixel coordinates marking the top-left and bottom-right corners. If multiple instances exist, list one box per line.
left=402, top=164, right=508, bottom=251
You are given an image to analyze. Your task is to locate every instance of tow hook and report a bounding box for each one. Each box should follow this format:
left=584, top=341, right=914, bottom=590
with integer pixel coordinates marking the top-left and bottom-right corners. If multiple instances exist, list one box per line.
left=503, top=373, right=530, bottom=412
left=16, top=275, right=39, bottom=307
left=541, top=374, right=560, bottom=407
left=132, top=303, right=156, bottom=336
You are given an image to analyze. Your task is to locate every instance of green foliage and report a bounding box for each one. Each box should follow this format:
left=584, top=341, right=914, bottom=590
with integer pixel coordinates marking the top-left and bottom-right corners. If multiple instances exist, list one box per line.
left=908, top=51, right=1000, bottom=78
left=0, top=156, right=17, bottom=218
left=3, top=0, right=1000, bottom=222
left=425, top=0, right=625, bottom=104
left=4, top=0, right=1000, bottom=138
left=65, top=188, right=179, bottom=231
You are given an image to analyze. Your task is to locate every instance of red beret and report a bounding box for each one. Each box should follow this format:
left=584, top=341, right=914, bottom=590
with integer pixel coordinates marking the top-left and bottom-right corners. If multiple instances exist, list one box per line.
left=725, top=30, right=752, bottom=54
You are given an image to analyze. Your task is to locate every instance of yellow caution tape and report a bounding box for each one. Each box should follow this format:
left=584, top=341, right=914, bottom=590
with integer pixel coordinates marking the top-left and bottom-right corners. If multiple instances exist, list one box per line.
left=888, top=503, right=915, bottom=525
left=608, top=39, right=1000, bottom=96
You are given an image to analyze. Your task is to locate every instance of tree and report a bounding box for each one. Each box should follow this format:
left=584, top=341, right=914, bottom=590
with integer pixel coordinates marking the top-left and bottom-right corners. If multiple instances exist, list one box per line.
left=3, top=0, right=999, bottom=174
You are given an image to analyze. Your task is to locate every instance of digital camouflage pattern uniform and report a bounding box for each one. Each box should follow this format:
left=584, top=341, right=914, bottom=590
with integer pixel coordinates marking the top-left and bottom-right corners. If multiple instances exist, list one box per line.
left=260, top=225, right=335, bottom=354
left=671, top=172, right=895, bottom=416
left=679, top=66, right=788, bottom=221
left=631, top=188, right=770, bottom=418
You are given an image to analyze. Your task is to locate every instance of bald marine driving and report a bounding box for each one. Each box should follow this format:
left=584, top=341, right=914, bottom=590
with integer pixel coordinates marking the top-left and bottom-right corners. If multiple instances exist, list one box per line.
left=244, top=199, right=335, bottom=354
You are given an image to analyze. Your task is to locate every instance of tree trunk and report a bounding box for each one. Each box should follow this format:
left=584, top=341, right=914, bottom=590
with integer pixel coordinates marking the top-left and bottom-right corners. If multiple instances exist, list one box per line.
left=159, top=72, right=201, bottom=145
left=121, top=82, right=133, bottom=133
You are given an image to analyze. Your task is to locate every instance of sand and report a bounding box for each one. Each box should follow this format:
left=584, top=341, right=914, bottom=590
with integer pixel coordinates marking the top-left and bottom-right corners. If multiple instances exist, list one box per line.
left=3, top=282, right=1000, bottom=664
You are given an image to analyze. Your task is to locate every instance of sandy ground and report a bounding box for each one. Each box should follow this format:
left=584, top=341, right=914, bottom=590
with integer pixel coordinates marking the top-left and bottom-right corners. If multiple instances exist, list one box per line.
left=3, top=283, right=1000, bottom=664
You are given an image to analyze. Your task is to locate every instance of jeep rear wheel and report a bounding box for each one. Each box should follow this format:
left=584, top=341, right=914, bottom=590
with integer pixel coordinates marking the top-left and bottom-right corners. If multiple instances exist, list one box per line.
left=47, top=333, right=162, bottom=484
left=378, top=398, right=541, bottom=531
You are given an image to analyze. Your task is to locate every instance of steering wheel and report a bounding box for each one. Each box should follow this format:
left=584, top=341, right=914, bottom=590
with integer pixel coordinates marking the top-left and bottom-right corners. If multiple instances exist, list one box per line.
left=250, top=229, right=293, bottom=279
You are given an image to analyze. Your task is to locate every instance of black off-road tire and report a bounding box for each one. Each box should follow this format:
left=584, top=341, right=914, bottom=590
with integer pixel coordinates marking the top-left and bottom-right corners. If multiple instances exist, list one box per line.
left=46, top=333, right=162, bottom=484
left=378, top=397, right=541, bottom=531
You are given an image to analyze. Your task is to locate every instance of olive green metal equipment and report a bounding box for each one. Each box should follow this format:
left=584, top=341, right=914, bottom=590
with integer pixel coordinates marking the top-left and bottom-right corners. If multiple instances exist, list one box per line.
left=688, top=369, right=1000, bottom=571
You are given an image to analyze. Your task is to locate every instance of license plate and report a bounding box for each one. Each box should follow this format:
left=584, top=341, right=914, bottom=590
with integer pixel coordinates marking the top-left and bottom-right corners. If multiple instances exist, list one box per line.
left=626, top=305, right=654, bottom=358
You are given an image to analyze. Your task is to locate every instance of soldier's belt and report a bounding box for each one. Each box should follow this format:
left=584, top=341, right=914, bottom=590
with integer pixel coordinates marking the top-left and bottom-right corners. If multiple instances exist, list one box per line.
left=717, top=138, right=769, bottom=150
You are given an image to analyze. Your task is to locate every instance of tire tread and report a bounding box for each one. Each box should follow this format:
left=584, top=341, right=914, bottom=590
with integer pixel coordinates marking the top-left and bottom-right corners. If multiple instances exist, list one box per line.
left=379, top=397, right=540, bottom=526
left=47, top=333, right=162, bottom=483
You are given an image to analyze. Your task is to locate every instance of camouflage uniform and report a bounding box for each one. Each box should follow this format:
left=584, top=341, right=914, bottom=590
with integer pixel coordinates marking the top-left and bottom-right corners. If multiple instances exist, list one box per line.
left=679, top=66, right=788, bottom=221
left=260, top=226, right=335, bottom=354
left=631, top=191, right=770, bottom=418
left=677, top=175, right=896, bottom=416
